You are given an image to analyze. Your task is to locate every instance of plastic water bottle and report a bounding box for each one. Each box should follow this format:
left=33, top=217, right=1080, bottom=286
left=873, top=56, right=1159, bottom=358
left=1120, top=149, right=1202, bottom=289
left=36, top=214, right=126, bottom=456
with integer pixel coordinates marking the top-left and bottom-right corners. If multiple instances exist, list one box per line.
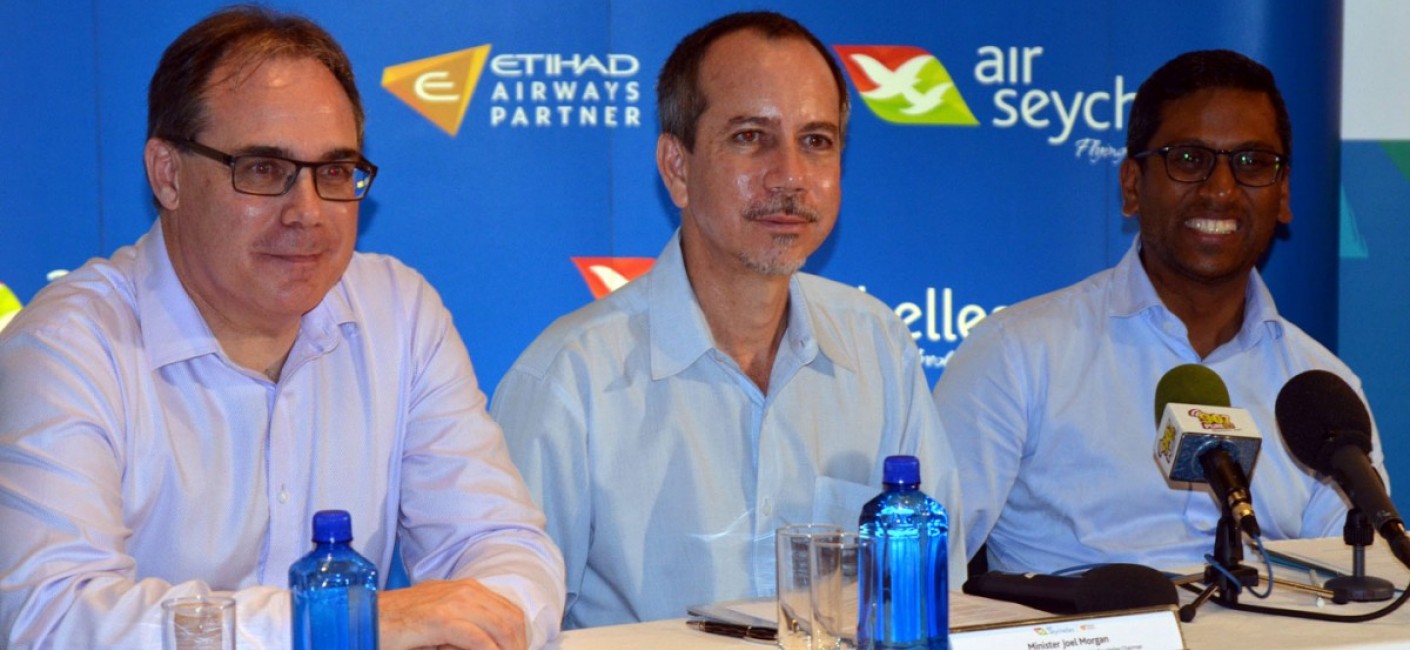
left=289, top=510, right=380, bottom=649
left=857, top=456, right=948, bottom=650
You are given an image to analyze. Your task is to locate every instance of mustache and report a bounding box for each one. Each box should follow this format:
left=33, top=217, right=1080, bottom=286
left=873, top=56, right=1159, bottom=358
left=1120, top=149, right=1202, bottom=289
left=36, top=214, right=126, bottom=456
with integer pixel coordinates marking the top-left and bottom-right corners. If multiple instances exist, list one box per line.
left=743, top=195, right=820, bottom=223
left=255, top=233, right=329, bottom=256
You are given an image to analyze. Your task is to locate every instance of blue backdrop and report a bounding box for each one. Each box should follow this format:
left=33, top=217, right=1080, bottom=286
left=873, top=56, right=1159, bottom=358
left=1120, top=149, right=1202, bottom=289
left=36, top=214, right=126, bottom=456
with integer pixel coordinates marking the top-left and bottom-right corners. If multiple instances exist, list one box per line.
left=5, top=2, right=1397, bottom=511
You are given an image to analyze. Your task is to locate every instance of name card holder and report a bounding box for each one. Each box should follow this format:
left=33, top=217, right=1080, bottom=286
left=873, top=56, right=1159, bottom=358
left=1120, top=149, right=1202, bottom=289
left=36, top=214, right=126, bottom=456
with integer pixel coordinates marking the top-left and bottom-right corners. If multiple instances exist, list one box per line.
left=950, top=605, right=1186, bottom=650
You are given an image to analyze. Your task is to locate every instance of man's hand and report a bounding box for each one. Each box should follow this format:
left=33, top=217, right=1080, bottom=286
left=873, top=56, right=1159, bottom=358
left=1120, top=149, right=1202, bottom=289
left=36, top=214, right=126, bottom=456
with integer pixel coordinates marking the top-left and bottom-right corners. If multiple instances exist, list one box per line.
left=378, top=578, right=527, bottom=650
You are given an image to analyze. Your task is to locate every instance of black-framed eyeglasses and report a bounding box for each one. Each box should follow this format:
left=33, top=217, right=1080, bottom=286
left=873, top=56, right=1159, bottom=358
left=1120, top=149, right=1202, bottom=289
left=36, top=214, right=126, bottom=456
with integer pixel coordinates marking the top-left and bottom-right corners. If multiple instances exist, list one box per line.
left=175, top=139, right=378, bottom=201
left=1132, top=145, right=1286, bottom=188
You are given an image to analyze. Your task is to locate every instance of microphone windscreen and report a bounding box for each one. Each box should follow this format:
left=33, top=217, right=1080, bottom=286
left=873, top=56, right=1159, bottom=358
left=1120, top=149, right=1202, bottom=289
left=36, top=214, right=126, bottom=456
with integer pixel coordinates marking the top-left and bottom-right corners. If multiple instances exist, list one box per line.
left=1154, top=364, right=1231, bottom=426
left=1274, top=369, right=1373, bottom=475
left=1073, top=563, right=1179, bottom=614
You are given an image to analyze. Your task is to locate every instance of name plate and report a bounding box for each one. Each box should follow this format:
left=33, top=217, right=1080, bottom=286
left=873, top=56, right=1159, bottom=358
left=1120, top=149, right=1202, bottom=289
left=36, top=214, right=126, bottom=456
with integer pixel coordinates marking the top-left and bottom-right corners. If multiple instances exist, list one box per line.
left=950, top=606, right=1186, bottom=650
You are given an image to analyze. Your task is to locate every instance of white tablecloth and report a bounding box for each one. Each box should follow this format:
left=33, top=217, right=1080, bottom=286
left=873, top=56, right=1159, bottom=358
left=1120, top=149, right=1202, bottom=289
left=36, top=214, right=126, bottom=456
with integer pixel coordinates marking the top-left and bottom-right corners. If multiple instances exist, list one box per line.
left=552, top=537, right=1410, bottom=650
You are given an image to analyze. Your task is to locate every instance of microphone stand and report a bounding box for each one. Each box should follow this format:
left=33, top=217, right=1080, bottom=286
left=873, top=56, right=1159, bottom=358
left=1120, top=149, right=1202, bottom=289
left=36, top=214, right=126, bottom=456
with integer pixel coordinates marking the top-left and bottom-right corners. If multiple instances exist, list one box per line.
left=1179, top=510, right=1259, bottom=622
left=1326, top=508, right=1395, bottom=603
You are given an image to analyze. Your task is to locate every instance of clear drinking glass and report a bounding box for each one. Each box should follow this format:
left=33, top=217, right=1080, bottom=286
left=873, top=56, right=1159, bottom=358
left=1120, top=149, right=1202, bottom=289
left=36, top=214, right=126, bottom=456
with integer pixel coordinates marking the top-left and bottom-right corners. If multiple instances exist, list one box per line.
left=162, top=596, right=235, bottom=650
left=810, top=532, right=866, bottom=650
left=776, top=524, right=844, bottom=650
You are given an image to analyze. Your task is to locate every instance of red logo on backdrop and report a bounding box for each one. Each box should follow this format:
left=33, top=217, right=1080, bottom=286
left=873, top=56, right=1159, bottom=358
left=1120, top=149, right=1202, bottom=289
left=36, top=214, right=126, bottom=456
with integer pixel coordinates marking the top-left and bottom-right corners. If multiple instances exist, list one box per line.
left=571, top=257, right=654, bottom=299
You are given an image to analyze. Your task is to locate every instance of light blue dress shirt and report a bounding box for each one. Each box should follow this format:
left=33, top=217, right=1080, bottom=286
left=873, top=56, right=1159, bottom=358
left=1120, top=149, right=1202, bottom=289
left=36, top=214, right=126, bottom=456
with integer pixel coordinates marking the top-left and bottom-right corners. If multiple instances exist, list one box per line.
left=491, top=231, right=966, bottom=629
left=933, top=239, right=1385, bottom=574
left=0, top=223, right=565, bottom=649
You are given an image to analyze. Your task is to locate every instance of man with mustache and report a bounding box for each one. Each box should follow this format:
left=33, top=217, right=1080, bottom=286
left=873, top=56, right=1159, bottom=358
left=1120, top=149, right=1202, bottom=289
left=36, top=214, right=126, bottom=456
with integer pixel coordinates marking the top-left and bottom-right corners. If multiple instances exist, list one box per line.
left=491, top=10, right=964, bottom=629
left=0, top=7, right=562, bottom=649
left=933, top=50, right=1386, bottom=575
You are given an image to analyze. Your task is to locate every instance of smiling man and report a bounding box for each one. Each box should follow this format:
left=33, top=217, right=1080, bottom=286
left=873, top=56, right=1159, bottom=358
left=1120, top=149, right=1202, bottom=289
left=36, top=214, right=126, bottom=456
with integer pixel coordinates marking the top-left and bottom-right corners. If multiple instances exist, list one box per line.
left=0, top=7, right=563, bottom=649
left=491, top=11, right=965, bottom=629
left=933, top=50, right=1386, bottom=575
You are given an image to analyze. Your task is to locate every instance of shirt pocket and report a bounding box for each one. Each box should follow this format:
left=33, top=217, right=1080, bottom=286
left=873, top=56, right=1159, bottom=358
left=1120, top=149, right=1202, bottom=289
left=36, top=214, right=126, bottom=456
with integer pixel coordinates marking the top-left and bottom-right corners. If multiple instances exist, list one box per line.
left=812, top=475, right=880, bottom=530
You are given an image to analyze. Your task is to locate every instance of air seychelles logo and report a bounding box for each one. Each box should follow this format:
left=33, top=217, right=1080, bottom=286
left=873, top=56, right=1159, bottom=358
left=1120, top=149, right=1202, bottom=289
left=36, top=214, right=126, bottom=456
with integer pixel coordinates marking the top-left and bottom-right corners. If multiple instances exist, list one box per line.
left=834, top=43, right=1133, bottom=163
left=833, top=45, right=979, bottom=126
left=568, top=260, right=1000, bottom=370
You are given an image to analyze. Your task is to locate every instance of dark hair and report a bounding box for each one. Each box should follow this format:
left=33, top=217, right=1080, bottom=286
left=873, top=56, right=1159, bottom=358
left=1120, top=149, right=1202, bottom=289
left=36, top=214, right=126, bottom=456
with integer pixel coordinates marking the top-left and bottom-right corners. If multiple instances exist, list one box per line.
left=1125, top=49, right=1291, bottom=164
left=657, top=10, right=849, bottom=152
left=147, top=5, right=364, bottom=147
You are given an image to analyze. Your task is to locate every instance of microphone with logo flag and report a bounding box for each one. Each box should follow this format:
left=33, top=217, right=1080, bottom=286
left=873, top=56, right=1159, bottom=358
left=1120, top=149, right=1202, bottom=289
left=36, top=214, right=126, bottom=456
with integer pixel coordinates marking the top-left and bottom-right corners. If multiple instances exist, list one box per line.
left=1275, top=370, right=1410, bottom=570
left=1152, top=364, right=1263, bottom=537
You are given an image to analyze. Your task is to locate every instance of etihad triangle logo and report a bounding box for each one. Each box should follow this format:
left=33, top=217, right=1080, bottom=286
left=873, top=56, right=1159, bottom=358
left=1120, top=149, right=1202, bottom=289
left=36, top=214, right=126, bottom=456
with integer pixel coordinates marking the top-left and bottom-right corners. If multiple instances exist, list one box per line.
left=832, top=45, right=978, bottom=126
left=570, top=257, right=653, bottom=299
left=382, top=45, right=492, bottom=137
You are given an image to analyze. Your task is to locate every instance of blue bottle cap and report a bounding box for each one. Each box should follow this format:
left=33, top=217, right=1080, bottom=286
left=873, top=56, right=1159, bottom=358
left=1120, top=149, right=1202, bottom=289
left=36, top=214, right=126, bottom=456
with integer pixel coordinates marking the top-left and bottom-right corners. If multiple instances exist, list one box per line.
left=883, top=455, right=921, bottom=486
left=311, top=510, right=354, bottom=544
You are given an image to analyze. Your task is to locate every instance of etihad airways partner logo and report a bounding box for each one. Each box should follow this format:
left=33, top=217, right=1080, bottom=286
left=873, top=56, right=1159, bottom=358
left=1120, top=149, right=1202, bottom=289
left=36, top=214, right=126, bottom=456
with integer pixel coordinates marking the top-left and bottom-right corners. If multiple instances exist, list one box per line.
left=384, top=44, right=643, bottom=136
left=832, top=45, right=979, bottom=126
left=382, top=45, right=492, bottom=137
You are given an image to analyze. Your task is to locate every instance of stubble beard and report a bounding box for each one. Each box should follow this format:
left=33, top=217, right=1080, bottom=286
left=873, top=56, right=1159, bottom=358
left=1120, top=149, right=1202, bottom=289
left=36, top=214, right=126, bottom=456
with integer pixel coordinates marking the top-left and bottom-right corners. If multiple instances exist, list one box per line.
left=737, top=234, right=806, bottom=276
left=739, top=195, right=819, bottom=276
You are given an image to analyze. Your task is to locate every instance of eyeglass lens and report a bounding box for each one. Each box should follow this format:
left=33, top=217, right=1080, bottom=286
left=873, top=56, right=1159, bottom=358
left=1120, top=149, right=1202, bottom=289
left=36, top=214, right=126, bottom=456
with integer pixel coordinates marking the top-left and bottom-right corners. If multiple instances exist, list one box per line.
left=231, top=156, right=373, bottom=200
left=1162, top=145, right=1282, bottom=186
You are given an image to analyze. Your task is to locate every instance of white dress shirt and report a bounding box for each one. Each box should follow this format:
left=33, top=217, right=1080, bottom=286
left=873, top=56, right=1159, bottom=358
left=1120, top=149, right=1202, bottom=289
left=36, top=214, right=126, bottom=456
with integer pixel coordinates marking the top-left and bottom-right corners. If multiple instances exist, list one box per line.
left=0, top=223, right=566, bottom=649
left=492, top=231, right=965, bottom=629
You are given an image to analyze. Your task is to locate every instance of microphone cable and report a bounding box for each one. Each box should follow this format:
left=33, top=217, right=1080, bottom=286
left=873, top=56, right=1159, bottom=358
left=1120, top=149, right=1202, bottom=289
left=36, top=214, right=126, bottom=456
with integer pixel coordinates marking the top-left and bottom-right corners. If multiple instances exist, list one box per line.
left=1201, top=535, right=1273, bottom=600
left=1179, top=578, right=1410, bottom=623
left=1178, top=535, right=1410, bottom=623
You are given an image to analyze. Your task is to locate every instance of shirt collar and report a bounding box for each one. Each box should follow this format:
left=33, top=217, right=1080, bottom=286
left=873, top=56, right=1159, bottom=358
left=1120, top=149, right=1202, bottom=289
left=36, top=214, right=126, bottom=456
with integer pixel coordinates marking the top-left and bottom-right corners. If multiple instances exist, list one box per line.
left=135, top=221, right=353, bottom=372
left=1109, top=236, right=1284, bottom=351
left=646, top=230, right=850, bottom=380
left=789, top=276, right=855, bottom=373
left=1231, top=264, right=1282, bottom=351
left=646, top=232, right=714, bottom=380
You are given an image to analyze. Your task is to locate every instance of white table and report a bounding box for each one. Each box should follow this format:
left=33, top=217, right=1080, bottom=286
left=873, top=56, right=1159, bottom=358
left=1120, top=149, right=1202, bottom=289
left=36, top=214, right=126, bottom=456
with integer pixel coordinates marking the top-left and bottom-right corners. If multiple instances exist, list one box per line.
left=552, top=537, right=1410, bottom=649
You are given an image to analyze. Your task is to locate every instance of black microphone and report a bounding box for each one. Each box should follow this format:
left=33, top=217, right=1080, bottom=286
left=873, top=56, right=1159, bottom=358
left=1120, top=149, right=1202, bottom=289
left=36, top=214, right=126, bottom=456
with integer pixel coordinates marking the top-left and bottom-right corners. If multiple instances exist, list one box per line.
left=1275, top=369, right=1410, bottom=569
left=963, top=564, right=1178, bottom=615
left=1152, top=364, right=1263, bottom=537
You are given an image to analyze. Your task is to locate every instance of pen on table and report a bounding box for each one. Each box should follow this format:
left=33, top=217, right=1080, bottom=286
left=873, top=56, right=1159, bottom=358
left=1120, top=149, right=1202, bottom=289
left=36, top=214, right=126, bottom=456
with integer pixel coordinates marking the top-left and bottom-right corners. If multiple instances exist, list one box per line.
left=686, top=618, right=778, bottom=642
left=1262, top=548, right=1349, bottom=579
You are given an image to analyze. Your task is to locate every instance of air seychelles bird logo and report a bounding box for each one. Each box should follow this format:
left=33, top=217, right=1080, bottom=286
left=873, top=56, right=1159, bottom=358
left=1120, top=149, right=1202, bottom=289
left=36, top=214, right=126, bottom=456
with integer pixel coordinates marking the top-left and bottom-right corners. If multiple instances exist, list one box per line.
left=833, top=45, right=978, bottom=126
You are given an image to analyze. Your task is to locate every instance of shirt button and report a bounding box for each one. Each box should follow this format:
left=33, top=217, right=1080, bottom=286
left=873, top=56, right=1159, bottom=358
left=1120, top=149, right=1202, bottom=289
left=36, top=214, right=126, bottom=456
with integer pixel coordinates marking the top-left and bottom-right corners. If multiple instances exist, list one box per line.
left=761, top=498, right=773, bottom=517
left=278, top=488, right=289, bottom=504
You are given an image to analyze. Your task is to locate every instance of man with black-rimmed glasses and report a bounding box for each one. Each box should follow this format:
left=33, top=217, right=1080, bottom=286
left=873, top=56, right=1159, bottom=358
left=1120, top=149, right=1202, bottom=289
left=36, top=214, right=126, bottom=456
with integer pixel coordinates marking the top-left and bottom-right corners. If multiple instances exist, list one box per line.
left=933, top=49, right=1388, bottom=576
left=0, top=7, right=563, bottom=649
